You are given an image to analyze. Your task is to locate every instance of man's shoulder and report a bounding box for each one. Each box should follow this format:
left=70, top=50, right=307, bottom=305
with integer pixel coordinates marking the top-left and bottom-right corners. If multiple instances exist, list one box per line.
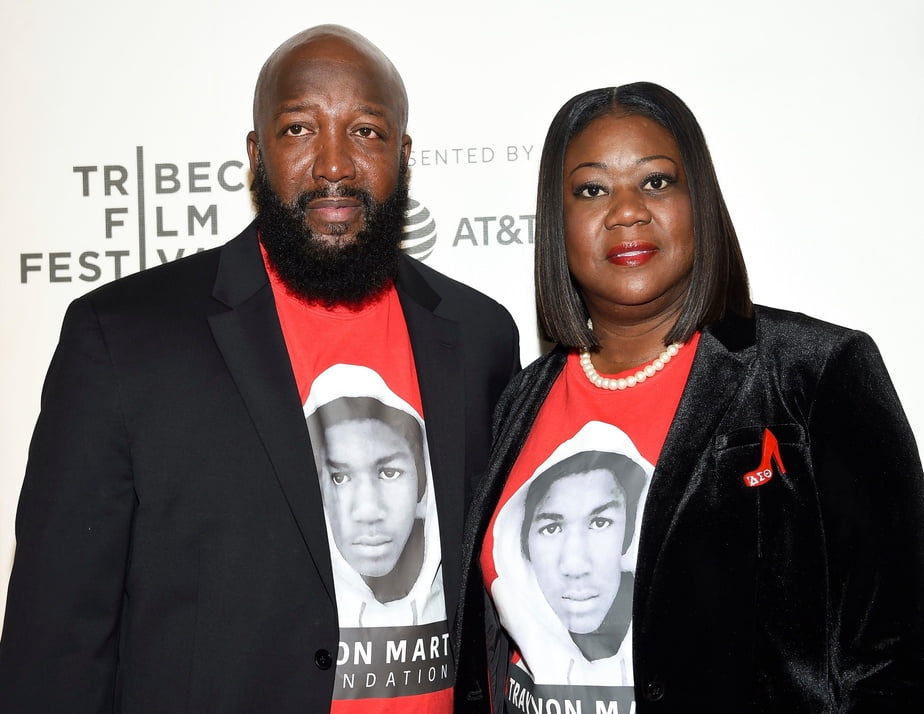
left=74, top=223, right=257, bottom=313
left=396, top=254, right=512, bottom=320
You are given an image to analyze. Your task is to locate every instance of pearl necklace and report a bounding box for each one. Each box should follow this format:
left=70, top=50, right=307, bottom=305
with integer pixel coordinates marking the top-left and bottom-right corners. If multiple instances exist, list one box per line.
left=579, top=320, right=682, bottom=390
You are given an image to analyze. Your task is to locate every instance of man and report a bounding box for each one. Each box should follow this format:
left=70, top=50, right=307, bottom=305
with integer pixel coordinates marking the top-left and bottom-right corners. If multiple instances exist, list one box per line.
left=522, top=451, right=644, bottom=662
left=0, top=24, right=519, bottom=713
left=483, top=425, right=651, bottom=693
left=305, top=364, right=443, bottom=627
left=313, top=398, right=425, bottom=584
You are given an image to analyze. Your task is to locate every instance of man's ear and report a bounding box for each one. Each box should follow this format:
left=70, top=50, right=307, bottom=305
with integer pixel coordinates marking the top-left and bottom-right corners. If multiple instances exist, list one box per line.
left=246, top=130, right=260, bottom=174
left=400, top=134, right=412, bottom=170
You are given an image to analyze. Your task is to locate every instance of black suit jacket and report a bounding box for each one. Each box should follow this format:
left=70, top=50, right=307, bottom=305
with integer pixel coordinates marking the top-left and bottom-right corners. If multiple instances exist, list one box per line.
left=455, top=306, right=924, bottom=713
left=0, top=222, right=520, bottom=713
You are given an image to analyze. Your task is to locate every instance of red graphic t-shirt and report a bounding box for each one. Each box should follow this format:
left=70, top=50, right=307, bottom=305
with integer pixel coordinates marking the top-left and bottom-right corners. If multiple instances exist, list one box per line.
left=481, top=335, right=699, bottom=713
left=268, top=260, right=452, bottom=714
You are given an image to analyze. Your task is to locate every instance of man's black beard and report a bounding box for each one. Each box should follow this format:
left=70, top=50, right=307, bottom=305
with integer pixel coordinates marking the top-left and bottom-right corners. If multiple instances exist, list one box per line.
left=253, top=160, right=408, bottom=308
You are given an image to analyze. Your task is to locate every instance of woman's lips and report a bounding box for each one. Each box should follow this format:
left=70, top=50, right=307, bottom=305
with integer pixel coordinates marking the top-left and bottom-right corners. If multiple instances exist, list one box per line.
left=607, top=241, right=658, bottom=267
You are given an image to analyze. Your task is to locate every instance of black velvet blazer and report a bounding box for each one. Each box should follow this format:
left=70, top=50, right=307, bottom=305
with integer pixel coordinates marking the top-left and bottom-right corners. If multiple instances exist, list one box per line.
left=454, top=306, right=924, bottom=713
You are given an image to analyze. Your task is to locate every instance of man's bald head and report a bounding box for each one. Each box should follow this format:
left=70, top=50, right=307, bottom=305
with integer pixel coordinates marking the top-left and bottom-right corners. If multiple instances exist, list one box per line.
left=245, top=25, right=413, bottom=307
left=252, top=24, right=409, bottom=139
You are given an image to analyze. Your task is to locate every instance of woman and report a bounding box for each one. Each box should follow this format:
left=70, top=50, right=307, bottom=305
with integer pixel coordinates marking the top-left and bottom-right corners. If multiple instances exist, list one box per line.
left=453, top=83, right=924, bottom=713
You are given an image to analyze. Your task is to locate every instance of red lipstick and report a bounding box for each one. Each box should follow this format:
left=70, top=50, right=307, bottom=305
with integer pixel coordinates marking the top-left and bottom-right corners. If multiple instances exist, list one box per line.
left=606, top=241, right=658, bottom=267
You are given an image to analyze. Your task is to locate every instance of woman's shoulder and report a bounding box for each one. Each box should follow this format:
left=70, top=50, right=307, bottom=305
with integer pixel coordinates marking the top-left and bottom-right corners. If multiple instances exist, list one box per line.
left=512, top=345, right=568, bottom=387
left=492, top=346, right=568, bottom=424
left=746, top=305, right=882, bottom=374
left=752, top=304, right=871, bottom=347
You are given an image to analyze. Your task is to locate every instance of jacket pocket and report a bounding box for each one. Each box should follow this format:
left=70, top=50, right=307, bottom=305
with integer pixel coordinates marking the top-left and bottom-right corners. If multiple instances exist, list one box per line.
left=713, top=422, right=828, bottom=703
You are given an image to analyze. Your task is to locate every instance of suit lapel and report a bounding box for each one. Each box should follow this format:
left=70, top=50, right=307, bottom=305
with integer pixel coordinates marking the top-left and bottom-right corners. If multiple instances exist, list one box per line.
left=208, top=224, right=335, bottom=602
left=634, top=313, right=757, bottom=597
left=395, top=258, right=466, bottom=621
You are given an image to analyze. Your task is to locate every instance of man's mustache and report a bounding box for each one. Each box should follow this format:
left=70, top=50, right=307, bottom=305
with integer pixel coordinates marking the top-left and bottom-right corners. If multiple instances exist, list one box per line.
left=295, top=185, right=373, bottom=212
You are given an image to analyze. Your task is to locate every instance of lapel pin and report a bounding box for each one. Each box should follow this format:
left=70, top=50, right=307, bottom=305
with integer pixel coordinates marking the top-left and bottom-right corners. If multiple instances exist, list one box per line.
left=742, top=428, right=787, bottom=488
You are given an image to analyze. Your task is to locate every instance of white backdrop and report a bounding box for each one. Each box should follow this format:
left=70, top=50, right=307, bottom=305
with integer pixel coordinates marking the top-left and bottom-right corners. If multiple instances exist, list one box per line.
left=2, top=0, right=923, bottom=625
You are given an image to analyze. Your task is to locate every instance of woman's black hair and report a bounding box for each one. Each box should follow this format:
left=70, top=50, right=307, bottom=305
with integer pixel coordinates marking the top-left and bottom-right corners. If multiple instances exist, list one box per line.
left=535, top=82, right=752, bottom=350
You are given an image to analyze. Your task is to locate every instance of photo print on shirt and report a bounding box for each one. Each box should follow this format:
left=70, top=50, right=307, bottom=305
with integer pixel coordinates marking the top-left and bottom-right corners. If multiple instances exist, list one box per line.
left=490, top=421, right=653, bottom=695
left=305, top=365, right=452, bottom=703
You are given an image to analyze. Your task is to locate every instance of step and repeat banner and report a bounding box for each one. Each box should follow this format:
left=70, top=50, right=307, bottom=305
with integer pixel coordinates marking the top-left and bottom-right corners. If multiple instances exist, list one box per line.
left=2, top=0, right=923, bottom=619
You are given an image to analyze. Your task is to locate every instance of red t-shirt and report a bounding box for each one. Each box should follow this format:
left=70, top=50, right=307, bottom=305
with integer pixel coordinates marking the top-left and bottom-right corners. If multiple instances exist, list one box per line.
left=481, top=334, right=699, bottom=712
left=267, top=255, right=452, bottom=713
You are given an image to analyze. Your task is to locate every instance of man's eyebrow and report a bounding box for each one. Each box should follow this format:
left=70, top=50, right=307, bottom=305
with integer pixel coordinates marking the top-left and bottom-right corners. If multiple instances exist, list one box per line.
left=356, top=104, right=387, bottom=119
left=533, top=511, right=563, bottom=522
left=590, top=500, right=621, bottom=516
left=533, top=500, right=623, bottom=522
left=272, top=103, right=389, bottom=120
left=325, top=451, right=407, bottom=468
left=374, top=451, right=408, bottom=467
left=273, top=102, right=318, bottom=120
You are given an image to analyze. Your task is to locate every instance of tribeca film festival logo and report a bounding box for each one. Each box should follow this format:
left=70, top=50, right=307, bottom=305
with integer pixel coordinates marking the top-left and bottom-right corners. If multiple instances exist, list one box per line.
left=20, top=147, right=247, bottom=285
left=19, top=143, right=537, bottom=284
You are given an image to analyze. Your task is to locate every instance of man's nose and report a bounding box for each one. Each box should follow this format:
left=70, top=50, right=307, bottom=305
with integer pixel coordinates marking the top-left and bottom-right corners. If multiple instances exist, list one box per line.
left=311, top=132, right=356, bottom=184
left=559, top=529, right=592, bottom=577
left=351, top=473, right=385, bottom=523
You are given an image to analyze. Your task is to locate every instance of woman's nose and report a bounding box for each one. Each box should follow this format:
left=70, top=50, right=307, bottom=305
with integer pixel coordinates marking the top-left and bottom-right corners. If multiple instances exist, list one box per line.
left=604, top=189, right=651, bottom=229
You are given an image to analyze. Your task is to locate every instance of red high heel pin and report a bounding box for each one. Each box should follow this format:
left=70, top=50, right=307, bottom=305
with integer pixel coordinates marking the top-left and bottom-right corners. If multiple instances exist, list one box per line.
left=742, top=428, right=787, bottom=488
